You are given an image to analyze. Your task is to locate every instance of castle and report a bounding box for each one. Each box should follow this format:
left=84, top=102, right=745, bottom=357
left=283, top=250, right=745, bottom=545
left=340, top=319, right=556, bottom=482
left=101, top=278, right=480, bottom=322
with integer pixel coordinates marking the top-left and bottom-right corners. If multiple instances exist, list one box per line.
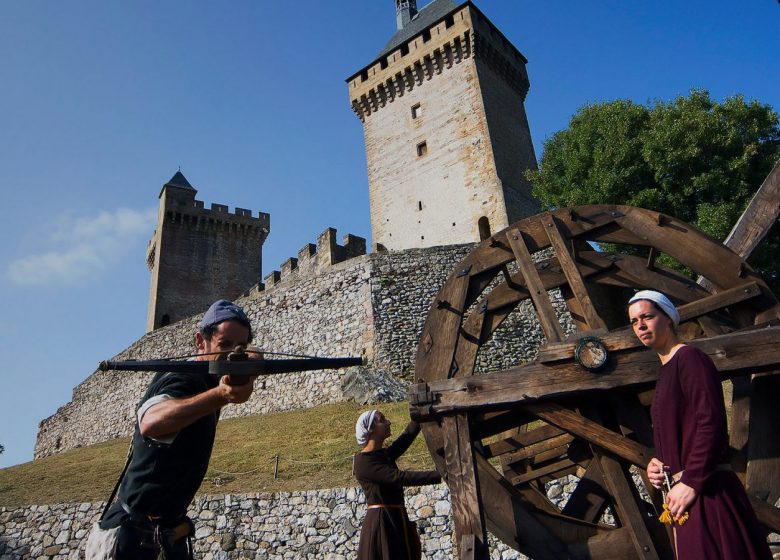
left=37, top=0, right=542, bottom=458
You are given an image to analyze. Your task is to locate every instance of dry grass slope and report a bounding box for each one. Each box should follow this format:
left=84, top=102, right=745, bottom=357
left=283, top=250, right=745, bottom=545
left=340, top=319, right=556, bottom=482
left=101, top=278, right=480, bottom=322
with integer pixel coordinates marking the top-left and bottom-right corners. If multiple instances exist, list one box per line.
left=0, top=401, right=434, bottom=508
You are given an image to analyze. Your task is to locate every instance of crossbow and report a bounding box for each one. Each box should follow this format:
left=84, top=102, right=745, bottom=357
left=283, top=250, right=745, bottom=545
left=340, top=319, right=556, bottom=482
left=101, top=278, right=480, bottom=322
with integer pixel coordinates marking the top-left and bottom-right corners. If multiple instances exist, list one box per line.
left=99, top=346, right=364, bottom=378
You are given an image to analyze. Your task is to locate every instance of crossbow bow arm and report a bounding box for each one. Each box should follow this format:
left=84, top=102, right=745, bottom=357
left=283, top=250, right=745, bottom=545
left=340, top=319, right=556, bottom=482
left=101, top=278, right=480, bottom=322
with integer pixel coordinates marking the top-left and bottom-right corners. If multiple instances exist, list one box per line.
left=98, top=355, right=365, bottom=376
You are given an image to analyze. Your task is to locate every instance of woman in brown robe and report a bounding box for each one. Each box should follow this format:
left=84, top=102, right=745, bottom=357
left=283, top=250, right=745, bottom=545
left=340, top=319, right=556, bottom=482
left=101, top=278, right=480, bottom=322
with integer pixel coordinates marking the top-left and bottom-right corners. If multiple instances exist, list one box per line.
left=628, top=290, right=771, bottom=559
left=353, top=409, right=441, bottom=560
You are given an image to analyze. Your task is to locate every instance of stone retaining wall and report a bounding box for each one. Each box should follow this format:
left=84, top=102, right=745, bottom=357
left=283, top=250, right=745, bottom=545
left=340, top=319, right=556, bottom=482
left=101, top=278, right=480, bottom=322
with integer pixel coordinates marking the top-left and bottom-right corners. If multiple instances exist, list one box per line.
left=2, top=482, right=776, bottom=559
left=0, top=485, right=529, bottom=560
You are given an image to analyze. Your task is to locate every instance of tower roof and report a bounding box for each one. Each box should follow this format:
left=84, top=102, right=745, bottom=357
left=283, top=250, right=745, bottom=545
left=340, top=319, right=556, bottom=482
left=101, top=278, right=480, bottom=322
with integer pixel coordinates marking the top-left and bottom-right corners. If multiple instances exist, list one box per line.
left=165, top=170, right=195, bottom=190
left=379, top=0, right=461, bottom=58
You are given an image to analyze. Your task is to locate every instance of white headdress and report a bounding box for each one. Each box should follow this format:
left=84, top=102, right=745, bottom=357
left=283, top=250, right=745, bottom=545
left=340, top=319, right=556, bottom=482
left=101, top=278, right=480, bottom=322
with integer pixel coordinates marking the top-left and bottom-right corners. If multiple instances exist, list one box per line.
left=355, top=410, right=378, bottom=446
left=628, top=290, right=680, bottom=326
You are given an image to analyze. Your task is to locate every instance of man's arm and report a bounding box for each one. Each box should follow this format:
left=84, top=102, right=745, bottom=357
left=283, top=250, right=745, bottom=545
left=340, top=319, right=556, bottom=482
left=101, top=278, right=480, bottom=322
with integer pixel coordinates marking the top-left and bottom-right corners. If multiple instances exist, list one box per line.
left=140, top=376, right=254, bottom=439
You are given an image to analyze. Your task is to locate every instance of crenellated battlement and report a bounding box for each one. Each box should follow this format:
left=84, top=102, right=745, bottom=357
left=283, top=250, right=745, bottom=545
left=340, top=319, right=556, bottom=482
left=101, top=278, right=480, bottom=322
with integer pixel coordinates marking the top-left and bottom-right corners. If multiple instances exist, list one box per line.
left=163, top=186, right=271, bottom=232
left=261, top=227, right=366, bottom=290
left=347, top=3, right=528, bottom=122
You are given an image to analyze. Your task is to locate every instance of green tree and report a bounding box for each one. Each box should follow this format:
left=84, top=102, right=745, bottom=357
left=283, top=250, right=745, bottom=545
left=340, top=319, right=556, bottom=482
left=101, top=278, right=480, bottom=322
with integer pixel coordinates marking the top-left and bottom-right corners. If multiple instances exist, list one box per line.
left=527, top=90, right=780, bottom=291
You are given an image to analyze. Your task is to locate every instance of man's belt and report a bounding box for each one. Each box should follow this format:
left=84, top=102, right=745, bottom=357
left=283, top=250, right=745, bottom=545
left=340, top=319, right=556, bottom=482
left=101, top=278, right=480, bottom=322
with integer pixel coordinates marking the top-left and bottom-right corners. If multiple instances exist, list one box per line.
left=120, top=501, right=192, bottom=541
left=367, top=504, right=404, bottom=510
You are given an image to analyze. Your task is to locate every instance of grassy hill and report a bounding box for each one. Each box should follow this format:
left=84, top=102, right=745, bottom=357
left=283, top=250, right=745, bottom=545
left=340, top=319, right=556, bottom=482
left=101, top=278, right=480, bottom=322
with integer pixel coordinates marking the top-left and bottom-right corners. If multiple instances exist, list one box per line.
left=0, top=401, right=434, bottom=508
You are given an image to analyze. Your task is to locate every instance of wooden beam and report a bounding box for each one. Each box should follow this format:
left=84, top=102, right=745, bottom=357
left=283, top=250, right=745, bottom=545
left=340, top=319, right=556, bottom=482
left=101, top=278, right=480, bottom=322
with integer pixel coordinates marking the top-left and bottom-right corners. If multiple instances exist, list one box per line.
left=527, top=403, right=652, bottom=468
left=542, top=214, right=608, bottom=331
left=723, top=157, right=780, bottom=260
left=594, top=449, right=661, bottom=560
left=505, top=434, right=574, bottom=465
left=507, top=228, right=565, bottom=342
left=443, top=414, right=489, bottom=559
left=509, top=458, right=577, bottom=486
left=415, top=272, right=471, bottom=381
left=483, top=424, right=565, bottom=459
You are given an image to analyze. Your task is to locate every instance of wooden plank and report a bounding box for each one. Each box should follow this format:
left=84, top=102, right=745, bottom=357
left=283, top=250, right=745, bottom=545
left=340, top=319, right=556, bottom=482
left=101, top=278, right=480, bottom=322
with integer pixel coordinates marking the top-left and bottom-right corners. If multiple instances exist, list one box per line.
left=415, top=272, right=471, bottom=381
left=509, top=458, right=577, bottom=487
left=483, top=424, right=565, bottom=459
left=527, top=403, right=652, bottom=468
left=413, top=327, right=780, bottom=421
left=443, top=414, right=489, bottom=560
left=507, top=227, right=565, bottom=342
left=749, top=494, right=780, bottom=533
left=594, top=449, right=661, bottom=560
left=452, top=297, right=487, bottom=379
left=460, top=534, right=476, bottom=560
left=505, top=434, right=575, bottom=466
left=534, top=443, right=574, bottom=465
left=723, top=157, right=780, bottom=260
left=542, top=214, right=608, bottom=331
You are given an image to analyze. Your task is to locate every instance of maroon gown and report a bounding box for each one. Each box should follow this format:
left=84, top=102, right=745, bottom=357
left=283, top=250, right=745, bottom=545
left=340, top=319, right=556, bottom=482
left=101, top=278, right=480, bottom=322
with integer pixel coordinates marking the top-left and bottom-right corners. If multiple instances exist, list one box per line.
left=650, top=345, right=771, bottom=559
left=353, top=420, right=441, bottom=560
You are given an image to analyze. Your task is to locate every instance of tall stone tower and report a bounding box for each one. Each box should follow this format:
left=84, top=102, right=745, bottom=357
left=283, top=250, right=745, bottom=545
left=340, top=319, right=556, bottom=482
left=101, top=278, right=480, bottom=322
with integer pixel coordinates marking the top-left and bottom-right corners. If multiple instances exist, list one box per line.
left=347, top=0, right=538, bottom=251
left=145, top=171, right=270, bottom=332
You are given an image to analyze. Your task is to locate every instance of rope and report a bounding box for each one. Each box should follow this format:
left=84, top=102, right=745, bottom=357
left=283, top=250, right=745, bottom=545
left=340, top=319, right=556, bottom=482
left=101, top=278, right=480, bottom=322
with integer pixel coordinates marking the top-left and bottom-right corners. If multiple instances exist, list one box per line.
left=208, top=450, right=431, bottom=475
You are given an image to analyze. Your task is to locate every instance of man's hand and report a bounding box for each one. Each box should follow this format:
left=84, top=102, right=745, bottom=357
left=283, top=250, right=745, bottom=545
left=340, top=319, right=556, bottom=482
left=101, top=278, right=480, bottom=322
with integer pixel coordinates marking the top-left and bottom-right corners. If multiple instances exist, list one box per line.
left=217, top=375, right=256, bottom=404
left=647, top=457, right=664, bottom=490
left=666, top=481, right=697, bottom=519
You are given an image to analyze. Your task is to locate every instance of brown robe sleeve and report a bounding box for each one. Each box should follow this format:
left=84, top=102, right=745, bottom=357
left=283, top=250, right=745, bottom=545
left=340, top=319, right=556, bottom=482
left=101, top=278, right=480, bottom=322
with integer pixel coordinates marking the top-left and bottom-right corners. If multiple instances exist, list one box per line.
left=355, top=451, right=441, bottom=488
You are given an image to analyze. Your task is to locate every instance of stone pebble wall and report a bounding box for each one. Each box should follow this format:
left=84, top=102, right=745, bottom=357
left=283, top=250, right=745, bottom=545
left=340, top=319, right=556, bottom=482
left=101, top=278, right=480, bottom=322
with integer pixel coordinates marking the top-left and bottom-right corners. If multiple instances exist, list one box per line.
left=3, top=482, right=778, bottom=559
left=0, top=485, right=531, bottom=560
left=36, top=244, right=570, bottom=459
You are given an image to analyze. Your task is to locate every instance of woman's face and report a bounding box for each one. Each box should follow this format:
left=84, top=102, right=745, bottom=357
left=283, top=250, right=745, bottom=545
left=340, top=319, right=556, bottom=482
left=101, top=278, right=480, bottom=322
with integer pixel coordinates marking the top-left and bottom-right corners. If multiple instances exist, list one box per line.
left=628, top=299, right=674, bottom=350
left=371, top=412, right=392, bottom=441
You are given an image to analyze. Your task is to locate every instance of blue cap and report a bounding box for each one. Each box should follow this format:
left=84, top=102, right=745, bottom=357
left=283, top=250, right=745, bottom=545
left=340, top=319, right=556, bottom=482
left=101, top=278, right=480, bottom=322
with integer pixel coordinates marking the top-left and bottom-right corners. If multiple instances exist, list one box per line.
left=199, top=299, right=250, bottom=330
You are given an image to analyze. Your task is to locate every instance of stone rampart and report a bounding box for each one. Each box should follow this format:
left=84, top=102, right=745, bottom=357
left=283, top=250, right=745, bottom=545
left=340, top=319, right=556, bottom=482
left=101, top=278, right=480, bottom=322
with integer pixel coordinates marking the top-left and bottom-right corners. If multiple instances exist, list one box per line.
left=36, top=243, right=562, bottom=459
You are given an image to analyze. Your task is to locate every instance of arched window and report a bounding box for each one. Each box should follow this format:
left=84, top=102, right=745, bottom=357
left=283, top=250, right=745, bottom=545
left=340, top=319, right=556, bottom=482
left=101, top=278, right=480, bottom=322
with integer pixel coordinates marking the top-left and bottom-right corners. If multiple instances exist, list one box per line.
left=477, top=217, right=491, bottom=240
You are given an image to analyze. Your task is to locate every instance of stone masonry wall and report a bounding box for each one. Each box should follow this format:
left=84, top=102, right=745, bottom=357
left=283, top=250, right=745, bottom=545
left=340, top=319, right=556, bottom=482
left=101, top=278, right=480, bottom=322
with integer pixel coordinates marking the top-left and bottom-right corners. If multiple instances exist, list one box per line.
left=3, top=482, right=777, bottom=559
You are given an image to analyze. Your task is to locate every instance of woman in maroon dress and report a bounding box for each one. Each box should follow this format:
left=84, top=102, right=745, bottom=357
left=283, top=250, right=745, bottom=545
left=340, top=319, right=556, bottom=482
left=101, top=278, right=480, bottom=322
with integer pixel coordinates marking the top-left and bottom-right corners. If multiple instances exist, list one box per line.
left=353, top=409, right=441, bottom=560
left=627, top=290, right=771, bottom=559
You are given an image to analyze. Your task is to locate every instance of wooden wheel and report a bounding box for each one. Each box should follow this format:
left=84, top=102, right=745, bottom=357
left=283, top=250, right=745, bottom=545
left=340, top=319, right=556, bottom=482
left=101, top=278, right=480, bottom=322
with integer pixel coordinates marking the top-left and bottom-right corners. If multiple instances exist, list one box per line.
left=411, top=205, right=780, bottom=560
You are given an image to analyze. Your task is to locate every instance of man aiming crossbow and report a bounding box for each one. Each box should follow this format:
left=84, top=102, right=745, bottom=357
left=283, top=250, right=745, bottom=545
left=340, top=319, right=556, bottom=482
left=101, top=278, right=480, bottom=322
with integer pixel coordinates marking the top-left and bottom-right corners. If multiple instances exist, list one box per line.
left=86, top=299, right=260, bottom=559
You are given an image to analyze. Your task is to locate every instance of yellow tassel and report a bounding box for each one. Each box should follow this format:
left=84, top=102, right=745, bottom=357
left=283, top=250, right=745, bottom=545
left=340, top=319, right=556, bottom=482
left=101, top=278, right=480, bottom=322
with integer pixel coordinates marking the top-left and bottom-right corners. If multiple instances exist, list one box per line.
left=659, top=504, right=674, bottom=524
left=658, top=503, right=689, bottom=526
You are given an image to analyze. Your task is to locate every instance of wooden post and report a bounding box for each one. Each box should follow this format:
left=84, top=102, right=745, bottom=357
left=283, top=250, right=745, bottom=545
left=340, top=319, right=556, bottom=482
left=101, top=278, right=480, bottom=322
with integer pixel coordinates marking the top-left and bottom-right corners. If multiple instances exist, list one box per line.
left=442, top=413, right=489, bottom=560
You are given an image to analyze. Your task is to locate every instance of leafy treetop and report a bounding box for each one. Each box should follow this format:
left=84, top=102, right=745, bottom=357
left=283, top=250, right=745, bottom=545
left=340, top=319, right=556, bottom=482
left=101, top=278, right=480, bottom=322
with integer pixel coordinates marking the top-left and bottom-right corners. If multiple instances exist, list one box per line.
left=527, top=90, right=780, bottom=292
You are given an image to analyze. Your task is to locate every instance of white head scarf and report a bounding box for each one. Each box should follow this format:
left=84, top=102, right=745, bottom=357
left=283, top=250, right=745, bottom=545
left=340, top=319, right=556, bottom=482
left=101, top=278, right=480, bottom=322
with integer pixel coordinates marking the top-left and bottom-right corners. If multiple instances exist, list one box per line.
left=355, top=410, right=378, bottom=446
left=628, top=290, right=680, bottom=326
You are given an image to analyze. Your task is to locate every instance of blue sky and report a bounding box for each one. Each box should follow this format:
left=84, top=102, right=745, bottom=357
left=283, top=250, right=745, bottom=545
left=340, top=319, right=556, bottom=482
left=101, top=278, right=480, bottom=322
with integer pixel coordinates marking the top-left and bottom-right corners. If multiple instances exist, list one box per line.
left=1, top=1, right=778, bottom=468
